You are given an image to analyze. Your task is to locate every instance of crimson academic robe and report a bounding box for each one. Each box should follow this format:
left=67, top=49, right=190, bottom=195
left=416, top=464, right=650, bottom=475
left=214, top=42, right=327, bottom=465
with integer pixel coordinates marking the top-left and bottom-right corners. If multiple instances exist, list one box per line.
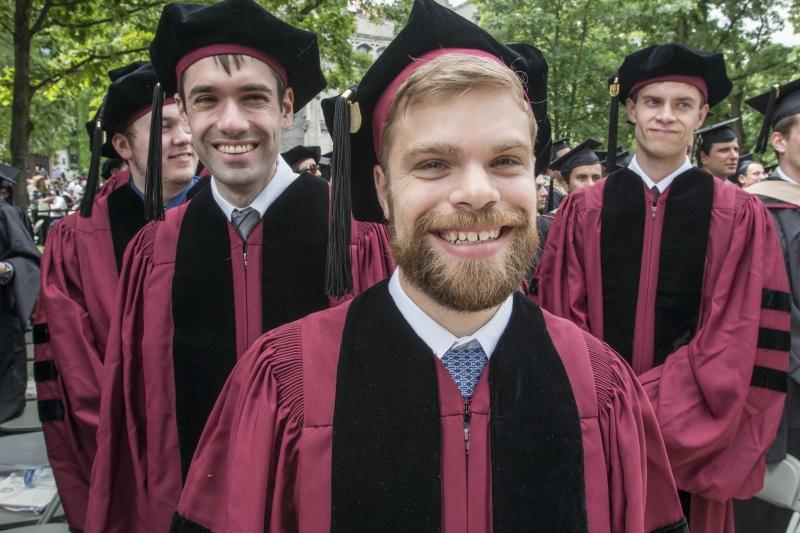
left=537, top=168, right=791, bottom=533
left=33, top=169, right=147, bottom=530
left=85, top=174, right=394, bottom=533
left=171, top=280, right=687, bottom=533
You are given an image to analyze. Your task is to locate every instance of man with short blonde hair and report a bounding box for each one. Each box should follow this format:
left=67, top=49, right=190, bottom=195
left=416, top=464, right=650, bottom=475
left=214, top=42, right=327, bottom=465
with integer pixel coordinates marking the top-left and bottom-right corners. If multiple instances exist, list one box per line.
left=173, top=2, right=686, bottom=531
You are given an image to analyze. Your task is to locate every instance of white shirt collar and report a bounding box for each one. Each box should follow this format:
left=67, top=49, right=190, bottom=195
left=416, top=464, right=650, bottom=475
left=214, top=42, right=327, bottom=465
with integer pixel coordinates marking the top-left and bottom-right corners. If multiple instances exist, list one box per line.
left=210, top=155, right=299, bottom=221
left=775, top=166, right=799, bottom=184
left=387, top=268, right=513, bottom=359
left=627, top=154, right=693, bottom=193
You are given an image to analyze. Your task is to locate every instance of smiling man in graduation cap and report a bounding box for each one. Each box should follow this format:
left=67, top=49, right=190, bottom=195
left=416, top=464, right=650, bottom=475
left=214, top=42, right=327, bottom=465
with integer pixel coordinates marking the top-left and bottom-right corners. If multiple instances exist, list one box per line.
left=694, top=117, right=740, bottom=180
left=172, top=1, right=686, bottom=532
left=32, top=61, right=200, bottom=532
left=84, top=1, right=394, bottom=532
left=537, top=44, right=791, bottom=533
left=736, top=78, right=800, bottom=533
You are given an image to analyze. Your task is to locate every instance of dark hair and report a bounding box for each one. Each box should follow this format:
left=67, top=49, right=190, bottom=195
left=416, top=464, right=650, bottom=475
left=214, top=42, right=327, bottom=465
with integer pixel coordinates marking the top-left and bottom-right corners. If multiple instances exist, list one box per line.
left=178, top=54, right=286, bottom=106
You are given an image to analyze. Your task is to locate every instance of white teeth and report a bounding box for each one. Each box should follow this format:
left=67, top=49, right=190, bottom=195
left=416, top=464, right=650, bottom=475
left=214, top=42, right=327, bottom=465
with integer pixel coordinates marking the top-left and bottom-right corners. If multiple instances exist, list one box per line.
left=217, top=144, right=255, bottom=154
left=438, top=228, right=502, bottom=244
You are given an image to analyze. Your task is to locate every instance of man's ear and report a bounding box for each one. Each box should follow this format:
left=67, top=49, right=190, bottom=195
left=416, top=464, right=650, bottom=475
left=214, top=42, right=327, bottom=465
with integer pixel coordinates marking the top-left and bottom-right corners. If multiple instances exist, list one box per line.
left=374, top=164, right=391, bottom=221
left=696, top=102, right=710, bottom=128
left=175, top=94, right=191, bottom=134
left=624, top=98, right=637, bottom=125
left=281, top=87, right=295, bottom=129
left=699, top=150, right=710, bottom=167
left=772, top=130, right=787, bottom=157
left=111, top=132, right=133, bottom=161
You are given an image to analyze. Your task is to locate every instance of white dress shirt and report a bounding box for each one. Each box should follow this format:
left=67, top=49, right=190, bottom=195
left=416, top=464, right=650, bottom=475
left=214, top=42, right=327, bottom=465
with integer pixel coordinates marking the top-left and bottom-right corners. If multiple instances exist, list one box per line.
left=775, top=166, right=800, bottom=185
left=627, top=154, right=694, bottom=194
left=210, top=155, right=298, bottom=221
left=387, top=268, right=513, bottom=358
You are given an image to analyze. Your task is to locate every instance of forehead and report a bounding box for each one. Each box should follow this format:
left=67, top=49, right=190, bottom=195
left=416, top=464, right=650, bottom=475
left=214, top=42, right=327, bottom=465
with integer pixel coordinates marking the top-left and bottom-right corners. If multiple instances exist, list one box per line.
left=571, top=163, right=603, bottom=174
left=182, top=55, right=279, bottom=92
left=635, top=81, right=703, bottom=102
left=709, top=139, right=738, bottom=150
left=394, top=88, right=532, bottom=149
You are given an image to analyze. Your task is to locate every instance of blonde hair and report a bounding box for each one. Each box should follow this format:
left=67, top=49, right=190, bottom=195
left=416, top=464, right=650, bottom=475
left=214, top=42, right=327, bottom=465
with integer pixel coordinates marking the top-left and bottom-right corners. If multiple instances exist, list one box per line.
left=381, top=54, right=537, bottom=166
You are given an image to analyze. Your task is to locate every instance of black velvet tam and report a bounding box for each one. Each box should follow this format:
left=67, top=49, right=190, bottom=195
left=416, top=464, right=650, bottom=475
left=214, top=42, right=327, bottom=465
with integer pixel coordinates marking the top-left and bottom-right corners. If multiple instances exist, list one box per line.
left=321, top=0, right=551, bottom=222
left=612, top=44, right=731, bottom=107
left=695, top=117, right=739, bottom=150
left=85, top=61, right=156, bottom=158
left=549, top=138, right=602, bottom=177
left=148, top=0, right=325, bottom=111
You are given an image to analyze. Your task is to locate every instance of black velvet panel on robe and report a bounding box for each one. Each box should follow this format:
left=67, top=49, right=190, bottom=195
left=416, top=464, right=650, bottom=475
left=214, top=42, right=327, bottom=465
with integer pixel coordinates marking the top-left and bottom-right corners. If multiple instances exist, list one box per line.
left=107, top=183, right=147, bottom=273
left=172, top=175, right=331, bottom=480
left=601, top=168, right=714, bottom=367
left=260, top=172, right=329, bottom=331
left=652, top=169, right=713, bottom=367
left=600, top=169, right=645, bottom=363
left=332, top=282, right=587, bottom=532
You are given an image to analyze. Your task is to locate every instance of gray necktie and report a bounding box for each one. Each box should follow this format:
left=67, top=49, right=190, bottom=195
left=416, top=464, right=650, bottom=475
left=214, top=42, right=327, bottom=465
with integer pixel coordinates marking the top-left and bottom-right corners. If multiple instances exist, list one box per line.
left=231, top=207, right=259, bottom=240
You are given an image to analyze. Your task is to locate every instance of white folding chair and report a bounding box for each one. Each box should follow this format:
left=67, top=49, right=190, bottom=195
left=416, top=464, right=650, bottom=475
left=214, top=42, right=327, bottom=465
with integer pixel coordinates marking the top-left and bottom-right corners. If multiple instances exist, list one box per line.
left=755, top=454, right=800, bottom=533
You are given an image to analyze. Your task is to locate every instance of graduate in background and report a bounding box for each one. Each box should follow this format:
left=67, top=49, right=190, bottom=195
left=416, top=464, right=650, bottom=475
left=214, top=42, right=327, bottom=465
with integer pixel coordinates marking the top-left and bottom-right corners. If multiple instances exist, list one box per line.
left=85, top=1, right=394, bottom=532
left=731, top=154, right=766, bottom=188
left=32, top=62, right=200, bottom=532
left=537, top=44, right=791, bottom=533
left=736, top=78, right=800, bottom=533
left=0, top=170, right=39, bottom=426
left=281, top=145, right=322, bottom=176
left=172, top=1, right=686, bottom=531
left=694, top=117, right=741, bottom=180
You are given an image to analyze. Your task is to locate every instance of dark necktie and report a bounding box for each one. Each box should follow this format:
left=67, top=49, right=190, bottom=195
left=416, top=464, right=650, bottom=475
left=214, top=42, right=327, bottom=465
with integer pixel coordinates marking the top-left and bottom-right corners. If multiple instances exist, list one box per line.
left=231, top=207, right=259, bottom=241
left=650, top=185, right=660, bottom=206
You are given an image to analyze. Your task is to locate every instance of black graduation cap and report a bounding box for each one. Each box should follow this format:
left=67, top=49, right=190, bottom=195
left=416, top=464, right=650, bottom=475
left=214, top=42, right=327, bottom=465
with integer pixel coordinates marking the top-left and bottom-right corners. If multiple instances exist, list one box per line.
left=0, top=163, right=22, bottom=185
left=594, top=147, right=631, bottom=172
left=605, top=44, right=731, bottom=173
left=281, top=145, right=321, bottom=169
left=746, top=78, right=800, bottom=154
left=734, top=153, right=756, bottom=176
left=145, top=0, right=327, bottom=221
left=694, top=117, right=739, bottom=150
left=548, top=139, right=602, bottom=179
left=80, top=61, right=158, bottom=218
left=551, top=137, right=570, bottom=159
left=319, top=0, right=551, bottom=297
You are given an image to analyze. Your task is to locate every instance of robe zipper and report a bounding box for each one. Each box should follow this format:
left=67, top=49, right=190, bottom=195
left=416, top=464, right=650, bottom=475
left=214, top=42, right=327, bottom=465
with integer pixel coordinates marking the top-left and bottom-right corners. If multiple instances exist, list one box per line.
left=243, top=241, right=248, bottom=268
left=463, top=399, right=472, bottom=454
left=635, top=193, right=658, bottom=373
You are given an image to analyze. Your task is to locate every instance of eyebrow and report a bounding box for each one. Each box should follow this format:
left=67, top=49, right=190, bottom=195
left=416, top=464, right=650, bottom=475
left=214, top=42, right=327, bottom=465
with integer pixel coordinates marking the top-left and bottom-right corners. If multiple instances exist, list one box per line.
left=188, top=83, right=274, bottom=99
left=403, top=142, right=461, bottom=161
left=490, top=140, right=530, bottom=153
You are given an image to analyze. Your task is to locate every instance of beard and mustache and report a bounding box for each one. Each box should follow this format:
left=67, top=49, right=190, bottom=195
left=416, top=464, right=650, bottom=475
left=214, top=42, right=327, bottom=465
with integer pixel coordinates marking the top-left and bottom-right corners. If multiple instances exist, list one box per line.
left=389, top=204, right=538, bottom=312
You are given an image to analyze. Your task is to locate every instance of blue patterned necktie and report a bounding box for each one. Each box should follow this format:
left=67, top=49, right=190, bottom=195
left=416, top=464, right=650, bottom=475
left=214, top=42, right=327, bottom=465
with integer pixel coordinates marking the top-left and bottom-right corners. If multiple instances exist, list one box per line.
left=441, top=340, right=488, bottom=400
left=231, top=207, right=259, bottom=240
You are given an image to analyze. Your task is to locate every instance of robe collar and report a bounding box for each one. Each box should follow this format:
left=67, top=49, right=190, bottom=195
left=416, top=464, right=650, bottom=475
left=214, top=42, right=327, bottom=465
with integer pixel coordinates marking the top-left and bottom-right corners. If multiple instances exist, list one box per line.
left=209, top=155, right=298, bottom=221
left=628, top=154, right=693, bottom=193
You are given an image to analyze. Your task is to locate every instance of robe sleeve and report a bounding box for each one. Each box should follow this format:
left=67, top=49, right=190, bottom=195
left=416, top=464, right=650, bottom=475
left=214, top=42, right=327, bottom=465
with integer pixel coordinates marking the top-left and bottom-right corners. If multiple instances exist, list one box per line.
left=171, top=322, right=304, bottom=533
left=34, top=217, right=101, bottom=531
left=535, top=193, right=591, bottom=329
left=587, top=333, right=687, bottom=533
left=639, top=195, right=790, bottom=502
left=85, top=222, right=160, bottom=533
left=349, top=220, right=395, bottom=296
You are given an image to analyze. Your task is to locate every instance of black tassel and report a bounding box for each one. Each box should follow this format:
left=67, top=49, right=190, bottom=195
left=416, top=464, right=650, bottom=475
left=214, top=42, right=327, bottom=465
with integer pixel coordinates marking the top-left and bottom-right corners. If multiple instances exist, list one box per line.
left=80, top=101, right=107, bottom=218
left=605, top=76, right=620, bottom=175
left=144, top=82, right=165, bottom=221
left=755, top=84, right=780, bottom=154
left=546, top=173, right=554, bottom=212
left=324, top=90, right=355, bottom=299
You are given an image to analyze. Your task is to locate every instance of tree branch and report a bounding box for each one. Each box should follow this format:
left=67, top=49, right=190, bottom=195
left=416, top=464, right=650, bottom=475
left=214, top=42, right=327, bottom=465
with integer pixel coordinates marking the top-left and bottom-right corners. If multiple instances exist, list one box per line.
left=49, top=1, right=163, bottom=29
left=31, top=46, right=148, bottom=91
left=30, top=0, right=54, bottom=36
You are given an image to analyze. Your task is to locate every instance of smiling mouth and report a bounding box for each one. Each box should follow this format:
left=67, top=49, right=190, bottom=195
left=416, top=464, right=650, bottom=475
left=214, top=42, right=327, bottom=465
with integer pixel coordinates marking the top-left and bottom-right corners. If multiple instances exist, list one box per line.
left=437, top=227, right=503, bottom=245
left=215, top=143, right=256, bottom=154
left=168, top=152, right=194, bottom=159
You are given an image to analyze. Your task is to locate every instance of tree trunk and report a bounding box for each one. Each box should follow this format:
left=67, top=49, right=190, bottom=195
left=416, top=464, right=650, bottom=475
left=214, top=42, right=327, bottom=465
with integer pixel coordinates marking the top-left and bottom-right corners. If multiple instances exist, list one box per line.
left=10, top=0, right=33, bottom=209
